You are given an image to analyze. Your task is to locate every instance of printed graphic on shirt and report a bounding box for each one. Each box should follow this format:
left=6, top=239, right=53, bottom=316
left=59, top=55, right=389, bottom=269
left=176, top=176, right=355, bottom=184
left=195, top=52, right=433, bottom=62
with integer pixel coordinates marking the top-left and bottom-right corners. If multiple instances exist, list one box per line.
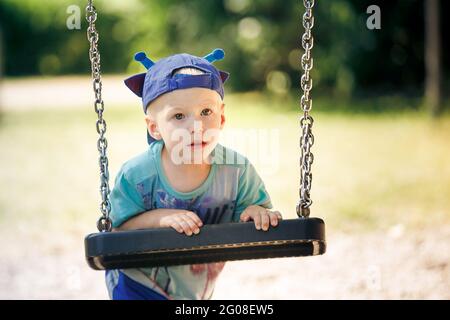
left=135, top=186, right=237, bottom=225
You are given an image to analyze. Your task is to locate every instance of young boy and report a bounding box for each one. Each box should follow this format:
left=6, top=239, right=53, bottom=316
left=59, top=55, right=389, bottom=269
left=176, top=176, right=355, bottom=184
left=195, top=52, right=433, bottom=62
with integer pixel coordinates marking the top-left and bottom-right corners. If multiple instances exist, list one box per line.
left=105, top=49, right=282, bottom=300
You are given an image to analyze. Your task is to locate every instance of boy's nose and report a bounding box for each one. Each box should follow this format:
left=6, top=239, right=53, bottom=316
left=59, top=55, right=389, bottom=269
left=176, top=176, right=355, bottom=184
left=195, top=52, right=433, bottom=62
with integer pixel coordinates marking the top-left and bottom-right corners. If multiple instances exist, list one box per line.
left=188, top=119, right=204, bottom=134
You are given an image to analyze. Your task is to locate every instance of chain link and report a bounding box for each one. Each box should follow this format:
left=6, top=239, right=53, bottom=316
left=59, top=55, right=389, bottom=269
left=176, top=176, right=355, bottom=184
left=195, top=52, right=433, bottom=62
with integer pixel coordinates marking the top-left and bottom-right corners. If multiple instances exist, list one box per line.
left=86, top=0, right=112, bottom=232
left=297, top=0, right=315, bottom=218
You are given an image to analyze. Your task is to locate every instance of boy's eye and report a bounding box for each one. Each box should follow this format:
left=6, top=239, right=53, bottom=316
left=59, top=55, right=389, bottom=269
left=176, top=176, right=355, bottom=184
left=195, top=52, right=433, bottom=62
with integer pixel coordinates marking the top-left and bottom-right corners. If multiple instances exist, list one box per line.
left=174, top=113, right=184, bottom=120
left=201, top=108, right=212, bottom=116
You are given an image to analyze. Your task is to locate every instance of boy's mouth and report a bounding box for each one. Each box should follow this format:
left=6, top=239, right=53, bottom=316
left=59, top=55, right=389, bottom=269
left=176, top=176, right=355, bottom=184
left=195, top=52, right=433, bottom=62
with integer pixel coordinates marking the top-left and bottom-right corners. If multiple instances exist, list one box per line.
left=190, top=141, right=208, bottom=148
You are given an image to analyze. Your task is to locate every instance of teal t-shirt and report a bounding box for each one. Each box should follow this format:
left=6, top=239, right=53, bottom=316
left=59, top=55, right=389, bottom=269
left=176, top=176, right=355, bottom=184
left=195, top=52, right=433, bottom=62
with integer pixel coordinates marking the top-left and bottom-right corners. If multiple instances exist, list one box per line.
left=106, top=140, right=272, bottom=300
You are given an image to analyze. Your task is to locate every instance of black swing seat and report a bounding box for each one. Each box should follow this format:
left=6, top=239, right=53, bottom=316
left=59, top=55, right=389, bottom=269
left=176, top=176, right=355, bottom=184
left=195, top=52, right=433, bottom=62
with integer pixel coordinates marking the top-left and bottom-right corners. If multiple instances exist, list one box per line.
left=85, top=217, right=326, bottom=270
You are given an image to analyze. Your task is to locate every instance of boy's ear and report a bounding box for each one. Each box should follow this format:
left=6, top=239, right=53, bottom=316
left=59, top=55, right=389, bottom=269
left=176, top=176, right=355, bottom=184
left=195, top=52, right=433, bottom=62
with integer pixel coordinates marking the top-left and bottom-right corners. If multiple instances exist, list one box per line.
left=145, top=114, right=162, bottom=140
left=124, top=73, right=146, bottom=97
left=220, top=103, right=226, bottom=129
left=219, top=71, right=230, bottom=83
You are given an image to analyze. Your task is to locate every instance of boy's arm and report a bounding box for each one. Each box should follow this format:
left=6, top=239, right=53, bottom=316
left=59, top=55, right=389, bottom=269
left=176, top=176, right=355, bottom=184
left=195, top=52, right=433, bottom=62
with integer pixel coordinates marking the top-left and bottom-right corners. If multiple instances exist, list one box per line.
left=114, top=208, right=204, bottom=236
left=233, top=160, right=282, bottom=230
left=110, top=168, right=203, bottom=236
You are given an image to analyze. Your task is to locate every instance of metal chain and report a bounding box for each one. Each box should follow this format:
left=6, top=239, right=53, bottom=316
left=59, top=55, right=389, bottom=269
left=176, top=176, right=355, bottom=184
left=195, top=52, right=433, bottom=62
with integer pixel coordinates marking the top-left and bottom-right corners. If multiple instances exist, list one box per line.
left=296, top=0, right=315, bottom=218
left=86, top=0, right=112, bottom=232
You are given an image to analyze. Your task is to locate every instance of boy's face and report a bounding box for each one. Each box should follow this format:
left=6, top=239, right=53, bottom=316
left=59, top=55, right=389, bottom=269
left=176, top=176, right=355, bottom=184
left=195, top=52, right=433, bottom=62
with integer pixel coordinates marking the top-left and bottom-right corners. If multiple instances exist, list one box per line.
left=145, top=87, right=225, bottom=164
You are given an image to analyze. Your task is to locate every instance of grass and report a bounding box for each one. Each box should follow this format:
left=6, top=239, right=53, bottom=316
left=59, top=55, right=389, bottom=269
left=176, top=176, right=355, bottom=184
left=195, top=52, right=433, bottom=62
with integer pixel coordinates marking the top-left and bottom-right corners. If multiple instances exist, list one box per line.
left=0, top=92, right=449, bottom=237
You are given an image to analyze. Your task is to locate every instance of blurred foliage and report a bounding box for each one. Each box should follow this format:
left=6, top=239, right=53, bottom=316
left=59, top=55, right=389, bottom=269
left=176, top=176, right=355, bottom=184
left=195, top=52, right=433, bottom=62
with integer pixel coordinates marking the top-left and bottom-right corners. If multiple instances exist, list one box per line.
left=0, top=0, right=448, bottom=98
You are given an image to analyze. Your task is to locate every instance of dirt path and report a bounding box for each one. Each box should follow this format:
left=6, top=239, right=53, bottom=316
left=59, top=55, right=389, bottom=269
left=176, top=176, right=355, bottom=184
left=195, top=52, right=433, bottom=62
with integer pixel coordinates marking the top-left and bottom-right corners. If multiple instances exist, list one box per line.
left=1, top=76, right=134, bottom=111
left=215, top=227, right=450, bottom=299
left=1, top=226, right=448, bottom=300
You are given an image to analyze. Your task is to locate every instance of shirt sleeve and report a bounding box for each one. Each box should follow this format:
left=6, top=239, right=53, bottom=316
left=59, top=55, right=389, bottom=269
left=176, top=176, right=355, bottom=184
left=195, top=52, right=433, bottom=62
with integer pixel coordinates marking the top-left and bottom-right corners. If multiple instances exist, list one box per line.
left=109, top=167, right=146, bottom=228
left=232, top=161, right=273, bottom=222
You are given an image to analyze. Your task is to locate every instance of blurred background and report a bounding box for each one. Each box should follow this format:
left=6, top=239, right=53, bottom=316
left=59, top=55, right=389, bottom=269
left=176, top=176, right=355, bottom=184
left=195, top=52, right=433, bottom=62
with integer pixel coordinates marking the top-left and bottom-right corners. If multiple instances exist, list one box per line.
left=0, top=0, right=448, bottom=299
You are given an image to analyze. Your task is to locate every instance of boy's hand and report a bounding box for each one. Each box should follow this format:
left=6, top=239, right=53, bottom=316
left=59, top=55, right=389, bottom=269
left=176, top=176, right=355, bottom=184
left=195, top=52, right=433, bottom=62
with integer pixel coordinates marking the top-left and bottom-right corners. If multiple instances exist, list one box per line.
left=239, top=205, right=282, bottom=231
left=159, top=209, right=203, bottom=236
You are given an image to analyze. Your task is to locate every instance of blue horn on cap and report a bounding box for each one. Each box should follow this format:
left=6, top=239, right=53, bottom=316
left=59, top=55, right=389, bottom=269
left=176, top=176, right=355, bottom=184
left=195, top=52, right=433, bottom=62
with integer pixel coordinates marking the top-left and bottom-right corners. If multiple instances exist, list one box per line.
left=203, top=48, right=225, bottom=63
left=134, top=51, right=155, bottom=70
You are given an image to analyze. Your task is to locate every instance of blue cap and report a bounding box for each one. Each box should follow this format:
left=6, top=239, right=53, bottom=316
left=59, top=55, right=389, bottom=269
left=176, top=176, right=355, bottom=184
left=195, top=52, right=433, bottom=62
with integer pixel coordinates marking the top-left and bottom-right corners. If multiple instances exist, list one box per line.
left=124, top=49, right=230, bottom=144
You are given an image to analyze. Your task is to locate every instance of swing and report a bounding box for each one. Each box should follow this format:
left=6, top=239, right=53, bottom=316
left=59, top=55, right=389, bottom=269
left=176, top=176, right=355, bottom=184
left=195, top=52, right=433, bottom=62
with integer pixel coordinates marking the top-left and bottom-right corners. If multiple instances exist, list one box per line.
left=84, top=0, right=326, bottom=270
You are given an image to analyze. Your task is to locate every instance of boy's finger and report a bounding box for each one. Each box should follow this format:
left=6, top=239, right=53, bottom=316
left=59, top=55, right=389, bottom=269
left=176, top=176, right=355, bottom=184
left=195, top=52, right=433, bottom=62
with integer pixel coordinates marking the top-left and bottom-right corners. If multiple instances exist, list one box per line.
left=180, top=215, right=200, bottom=235
left=186, top=216, right=201, bottom=234
left=260, top=211, right=270, bottom=231
left=178, top=218, right=193, bottom=236
left=240, top=213, right=250, bottom=222
left=268, top=211, right=279, bottom=227
left=170, top=221, right=184, bottom=234
left=253, top=213, right=262, bottom=230
left=186, top=211, right=203, bottom=227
